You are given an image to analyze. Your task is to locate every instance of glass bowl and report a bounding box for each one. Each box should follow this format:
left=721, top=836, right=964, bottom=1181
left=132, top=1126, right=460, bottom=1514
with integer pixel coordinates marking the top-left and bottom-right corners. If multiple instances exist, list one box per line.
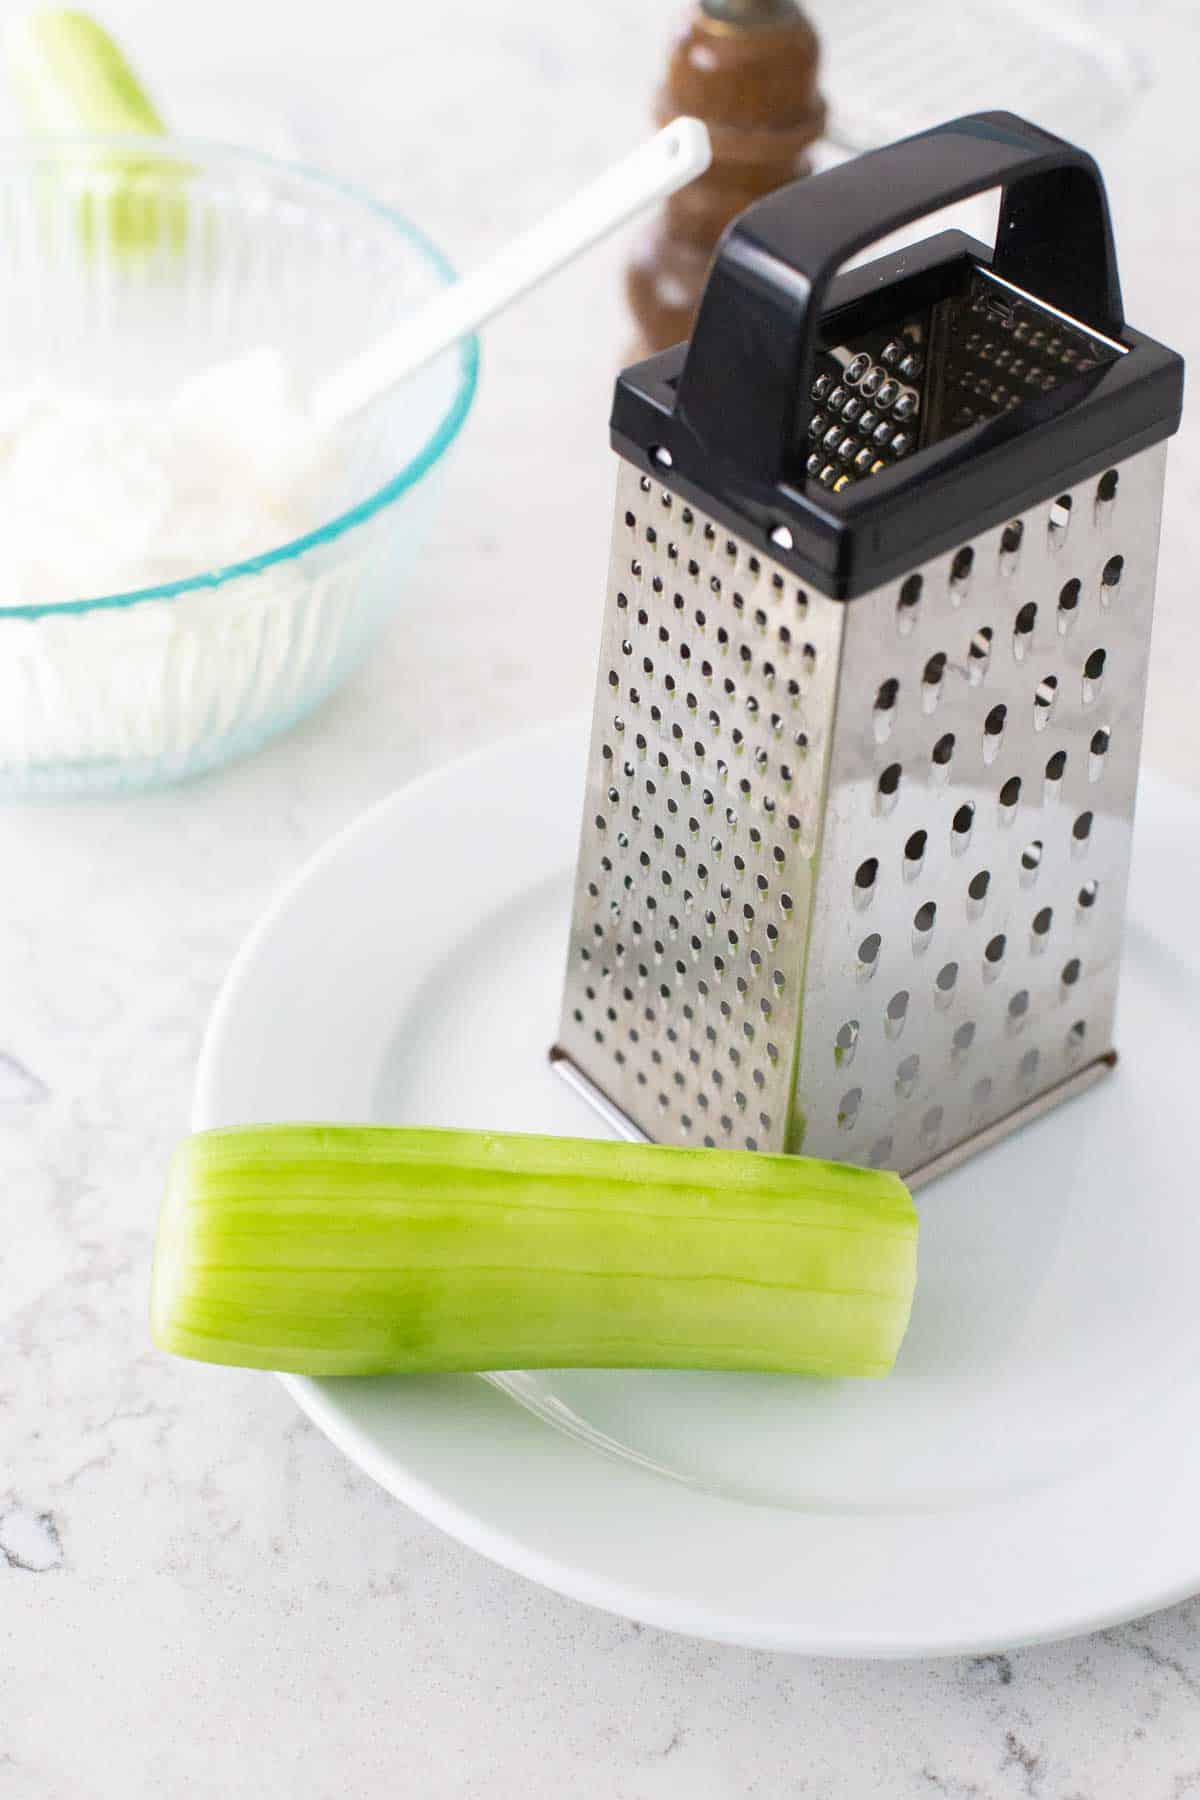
left=0, top=134, right=478, bottom=796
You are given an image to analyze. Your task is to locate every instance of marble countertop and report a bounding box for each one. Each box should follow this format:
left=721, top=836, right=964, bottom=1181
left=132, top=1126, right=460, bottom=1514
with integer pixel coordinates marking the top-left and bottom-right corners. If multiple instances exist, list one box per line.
left=4, top=0, right=1199, bottom=1793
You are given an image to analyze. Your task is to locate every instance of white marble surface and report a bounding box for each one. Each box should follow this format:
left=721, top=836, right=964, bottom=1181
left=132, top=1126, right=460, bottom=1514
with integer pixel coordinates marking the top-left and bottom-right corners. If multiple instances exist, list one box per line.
left=3, top=0, right=1200, bottom=1793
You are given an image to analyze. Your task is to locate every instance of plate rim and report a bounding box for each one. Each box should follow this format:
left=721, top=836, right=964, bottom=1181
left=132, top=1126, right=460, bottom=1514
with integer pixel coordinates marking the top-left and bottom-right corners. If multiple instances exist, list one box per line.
left=193, top=716, right=1200, bottom=1656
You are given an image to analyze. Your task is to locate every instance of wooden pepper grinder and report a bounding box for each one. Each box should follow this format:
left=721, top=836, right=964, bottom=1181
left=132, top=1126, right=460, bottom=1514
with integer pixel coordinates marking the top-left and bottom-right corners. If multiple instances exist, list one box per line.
left=627, top=0, right=826, bottom=355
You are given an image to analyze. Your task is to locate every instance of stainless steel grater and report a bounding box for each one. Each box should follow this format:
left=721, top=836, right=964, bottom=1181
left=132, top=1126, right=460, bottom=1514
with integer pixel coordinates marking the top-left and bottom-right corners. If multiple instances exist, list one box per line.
left=554, top=112, right=1183, bottom=1186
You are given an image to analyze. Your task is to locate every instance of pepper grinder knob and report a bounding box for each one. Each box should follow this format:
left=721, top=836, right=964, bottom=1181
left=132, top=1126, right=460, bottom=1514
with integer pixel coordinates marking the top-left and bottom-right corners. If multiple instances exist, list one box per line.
left=627, top=0, right=826, bottom=356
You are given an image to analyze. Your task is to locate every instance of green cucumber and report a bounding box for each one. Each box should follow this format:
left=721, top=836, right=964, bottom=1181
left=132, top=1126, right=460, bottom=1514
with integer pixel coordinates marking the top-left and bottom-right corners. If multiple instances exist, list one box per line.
left=152, top=1125, right=918, bottom=1378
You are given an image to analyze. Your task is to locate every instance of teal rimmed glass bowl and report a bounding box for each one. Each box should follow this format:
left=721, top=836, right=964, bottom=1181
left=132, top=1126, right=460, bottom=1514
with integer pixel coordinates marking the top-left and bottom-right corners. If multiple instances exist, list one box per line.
left=0, top=134, right=478, bottom=796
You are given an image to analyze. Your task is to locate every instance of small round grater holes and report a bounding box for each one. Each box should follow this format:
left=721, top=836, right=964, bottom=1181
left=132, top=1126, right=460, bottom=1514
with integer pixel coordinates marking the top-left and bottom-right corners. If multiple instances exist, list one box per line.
left=1067, top=1019, right=1088, bottom=1056
left=772, top=845, right=786, bottom=866
left=1013, top=601, right=1037, bottom=661
left=897, top=574, right=923, bottom=634
left=950, top=545, right=974, bottom=598
left=625, top=511, right=637, bottom=529
left=954, top=1021, right=977, bottom=1056
left=972, top=1075, right=994, bottom=1107
left=857, top=932, right=882, bottom=978
left=874, top=677, right=900, bottom=742
left=896, top=1053, right=920, bottom=1099
left=931, top=732, right=956, bottom=775
left=753, top=1068, right=766, bottom=1089
left=922, top=653, right=948, bottom=712
left=921, top=1104, right=944, bottom=1144
left=877, top=763, right=902, bottom=816
left=1008, top=989, right=1031, bottom=1033
left=1049, top=495, right=1073, bottom=543
left=951, top=802, right=975, bottom=853
left=780, top=892, right=794, bottom=915
left=1000, top=520, right=1024, bottom=566
left=631, top=558, right=643, bottom=579
left=983, top=702, right=1007, bottom=760
left=1073, top=809, right=1095, bottom=848
left=885, top=989, right=910, bottom=1039
left=1083, top=648, right=1107, bottom=704
left=854, top=857, right=880, bottom=904
left=688, top=559, right=700, bottom=579
left=773, top=969, right=786, bottom=991
left=801, top=643, right=817, bottom=677
left=838, top=1087, right=863, bottom=1130
left=1062, top=957, right=1082, bottom=987
left=1097, top=470, right=1119, bottom=507
left=1033, top=674, right=1059, bottom=729
left=968, top=625, right=994, bottom=684
left=835, top=1020, right=860, bottom=1066
left=999, top=775, right=1022, bottom=818
left=904, top=828, right=927, bottom=879
left=1101, top=555, right=1124, bottom=603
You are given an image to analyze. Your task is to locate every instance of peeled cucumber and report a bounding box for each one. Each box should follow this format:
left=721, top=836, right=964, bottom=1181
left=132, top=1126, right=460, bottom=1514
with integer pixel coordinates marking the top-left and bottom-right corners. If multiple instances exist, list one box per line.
left=152, top=1125, right=918, bottom=1378
left=5, top=10, right=185, bottom=254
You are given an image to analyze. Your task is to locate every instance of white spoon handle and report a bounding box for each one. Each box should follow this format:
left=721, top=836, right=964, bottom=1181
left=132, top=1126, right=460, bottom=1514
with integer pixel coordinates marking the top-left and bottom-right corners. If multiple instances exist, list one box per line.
left=312, top=117, right=712, bottom=432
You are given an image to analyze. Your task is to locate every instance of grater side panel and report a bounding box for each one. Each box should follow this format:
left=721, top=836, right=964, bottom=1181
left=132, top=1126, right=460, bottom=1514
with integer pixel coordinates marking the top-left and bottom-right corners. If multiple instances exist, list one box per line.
left=793, top=443, right=1167, bottom=1176
left=555, top=459, right=845, bottom=1151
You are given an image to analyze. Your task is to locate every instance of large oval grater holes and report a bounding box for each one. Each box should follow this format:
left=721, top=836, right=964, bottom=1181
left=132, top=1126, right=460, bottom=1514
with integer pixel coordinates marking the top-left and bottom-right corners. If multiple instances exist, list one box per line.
left=1013, top=601, right=1038, bottom=662
left=903, top=829, right=927, bottom=880
left=972, top=1075, right=993, bottom=1107
left=936, top=960, right=959, bottom=995
left=884, top=989, right=910, bottom=1039
left=1062, top=957, right=1083, bottom=987
left=896, top=1053, right=920, bottom=1099
left=837, top=1087, right=863, bottom=1130
left=954, top=1020, right=977, bottom=1055
left=874, top=677, right=900, bottom=742
left=983, top=703, right=1007, bottom=761
left=912, top=902, right=936, bottom=953
left=1008, top=989, right=1031, bottom=1032
left=1097, top=470, right=1119, bottom=506
left=999, top=775, right=1022, bottom=818
left=1058, top=578, right=1081, bottom=634
left=968, top=626, right=993, bottom=684
left=1033, top=674, right=1059, bottom=729
left=1048, top=495, right=1072, bottom=545
left=1044, top=749, right=1068, bottom=796
left=1032, top=905, right=1054, bottom=944
left=931, top=733, right=956, bottom=774
left=1020, top=839, right=1043, bottom=879
left=1067, top=1019, right=1088, bottom=1055
left=922, top=653, right=947, bottom=713
left=984, top=934, right=1008, bottom=975
left=835, top=1020, right=860, bottom=1066
left=950, top=546, right=975, bottom=595
left=999, top=520, right=1024, bottom=567
left=876, top=763, right=902, bottom=815
left=968, top=868, right=991, bottom=907
left=951, top=802, right=975, bottom=853
left=897, top=574, right=923, bottom=635
left=1018, top=1047, right=1041, bottom=1088
left=1083, top=648, right=1107, bottom=704
left=1089, top=727, right=1111, bottom=780
left=1101, top=555, right=1124, bottom=603
left=921, top=1104, right=945, bottom=1144
left=1073, top=809, right=1095, bottom=847
left=857, top=932, right=882, bottom=978
left=852, top=856, right=881, bottom=900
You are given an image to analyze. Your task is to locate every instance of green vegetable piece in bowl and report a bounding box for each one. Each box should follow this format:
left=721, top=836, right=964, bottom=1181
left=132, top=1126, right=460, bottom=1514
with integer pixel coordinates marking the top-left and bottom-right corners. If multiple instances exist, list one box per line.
left=152, top=1124, right=918, bottom=1378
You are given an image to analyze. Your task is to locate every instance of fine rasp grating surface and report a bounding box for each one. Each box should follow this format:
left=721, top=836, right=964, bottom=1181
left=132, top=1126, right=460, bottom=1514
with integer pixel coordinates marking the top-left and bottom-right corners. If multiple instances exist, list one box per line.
left=557, top=443, right=1164, bottom=1178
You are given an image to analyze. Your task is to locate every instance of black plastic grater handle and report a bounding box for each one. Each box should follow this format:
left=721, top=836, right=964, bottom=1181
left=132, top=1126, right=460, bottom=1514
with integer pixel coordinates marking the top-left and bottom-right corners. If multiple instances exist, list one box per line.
left=673, top=110, right=1125, bottom=489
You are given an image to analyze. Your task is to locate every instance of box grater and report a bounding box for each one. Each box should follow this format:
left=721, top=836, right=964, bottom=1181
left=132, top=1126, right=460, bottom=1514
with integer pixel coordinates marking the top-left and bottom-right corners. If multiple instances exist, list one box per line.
left=553, top=111, right=1184, bottom=1186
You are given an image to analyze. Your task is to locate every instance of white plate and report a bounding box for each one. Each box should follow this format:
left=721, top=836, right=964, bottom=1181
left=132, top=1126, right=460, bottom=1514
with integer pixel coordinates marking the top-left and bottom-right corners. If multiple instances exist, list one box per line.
left=195, top=719, right=1200, bottom=1656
